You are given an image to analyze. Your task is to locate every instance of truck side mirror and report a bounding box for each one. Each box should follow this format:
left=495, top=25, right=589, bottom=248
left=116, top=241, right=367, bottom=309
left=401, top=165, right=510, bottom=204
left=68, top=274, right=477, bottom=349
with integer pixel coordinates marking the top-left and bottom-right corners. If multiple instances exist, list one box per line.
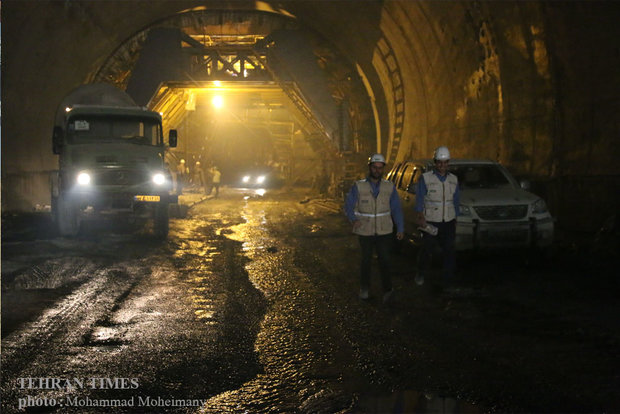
left=168, top=129, right=178, bottom=148
left=52, top=126, right=64, bottom=154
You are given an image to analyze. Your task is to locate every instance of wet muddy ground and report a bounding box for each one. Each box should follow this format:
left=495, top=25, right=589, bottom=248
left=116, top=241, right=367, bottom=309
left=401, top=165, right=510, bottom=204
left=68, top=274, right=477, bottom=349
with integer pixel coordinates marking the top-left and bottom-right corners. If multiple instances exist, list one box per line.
left=2, top=187, right=619, bottom=413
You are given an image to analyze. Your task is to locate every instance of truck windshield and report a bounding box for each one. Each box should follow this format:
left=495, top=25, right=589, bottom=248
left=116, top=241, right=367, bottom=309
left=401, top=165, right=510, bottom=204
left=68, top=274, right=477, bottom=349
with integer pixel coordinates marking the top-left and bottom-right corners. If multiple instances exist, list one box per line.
left=449, top=164, right=514, bottom=189
left=67, top=116, right=162, bottom=146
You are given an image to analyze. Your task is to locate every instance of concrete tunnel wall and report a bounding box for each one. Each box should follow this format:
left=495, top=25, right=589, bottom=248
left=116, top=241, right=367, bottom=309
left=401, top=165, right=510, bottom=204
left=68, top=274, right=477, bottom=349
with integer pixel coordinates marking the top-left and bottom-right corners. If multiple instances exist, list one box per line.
left=2, top=1, right=619, bottom=231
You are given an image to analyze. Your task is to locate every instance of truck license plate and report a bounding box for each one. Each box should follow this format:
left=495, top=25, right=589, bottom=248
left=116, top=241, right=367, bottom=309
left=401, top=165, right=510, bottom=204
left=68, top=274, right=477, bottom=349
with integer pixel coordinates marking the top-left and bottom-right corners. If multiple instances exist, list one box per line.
left=134, top=195, right=160, bottom=202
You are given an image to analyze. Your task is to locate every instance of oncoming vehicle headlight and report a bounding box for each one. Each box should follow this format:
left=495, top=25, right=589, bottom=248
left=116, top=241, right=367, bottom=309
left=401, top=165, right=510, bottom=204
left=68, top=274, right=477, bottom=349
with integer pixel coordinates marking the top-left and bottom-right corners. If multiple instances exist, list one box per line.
left=460, top=205, right=472, bottom=216
left=76, top=172, right=91, bottom=186
left=532, top=198, right=548, bottom=214
left=152, top=173, right=166, bottom=185
left=256, top=175, right=266, bottom=185
left=242, top=175, right=251, bottom=184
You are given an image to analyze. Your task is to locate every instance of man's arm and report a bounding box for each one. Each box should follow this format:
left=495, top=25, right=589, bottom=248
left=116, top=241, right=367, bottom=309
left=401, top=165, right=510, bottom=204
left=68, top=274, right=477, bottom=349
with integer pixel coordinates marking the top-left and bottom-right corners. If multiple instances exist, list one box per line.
left=453, top=182, right=461, bottom=216
left=414, top=176, right=426, bottom=212
left=344, top=183, right=359, bottom=223
left=413, top=176, right=427, bottom=225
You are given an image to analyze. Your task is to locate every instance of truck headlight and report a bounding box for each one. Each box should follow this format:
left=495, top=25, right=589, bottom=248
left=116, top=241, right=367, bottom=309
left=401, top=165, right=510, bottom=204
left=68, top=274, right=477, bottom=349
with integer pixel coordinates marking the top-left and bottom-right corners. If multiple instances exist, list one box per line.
left=460, top=205, right=472, bottom=216
left=76, top=172, right=91, bottom=186
left=152, top=173, right=166, bottom=185
left=532, top=198, right=548, bottom=214
left=256, top=175, right=266, bottom=184
left=242, top=175, right=251, bottom=184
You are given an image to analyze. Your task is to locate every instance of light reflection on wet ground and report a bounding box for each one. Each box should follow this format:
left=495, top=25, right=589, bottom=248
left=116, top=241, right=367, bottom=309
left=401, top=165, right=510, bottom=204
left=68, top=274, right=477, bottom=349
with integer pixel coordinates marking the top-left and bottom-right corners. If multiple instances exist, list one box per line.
left=196, top=190, right=481, bottom=413
left=1, top=196, right=266, bottom=413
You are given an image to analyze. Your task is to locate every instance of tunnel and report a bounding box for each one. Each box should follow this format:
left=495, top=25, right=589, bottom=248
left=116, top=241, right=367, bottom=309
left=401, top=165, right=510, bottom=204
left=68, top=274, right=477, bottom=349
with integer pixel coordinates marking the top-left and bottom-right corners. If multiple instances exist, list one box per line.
left=2, top=0, right=620, bottom=233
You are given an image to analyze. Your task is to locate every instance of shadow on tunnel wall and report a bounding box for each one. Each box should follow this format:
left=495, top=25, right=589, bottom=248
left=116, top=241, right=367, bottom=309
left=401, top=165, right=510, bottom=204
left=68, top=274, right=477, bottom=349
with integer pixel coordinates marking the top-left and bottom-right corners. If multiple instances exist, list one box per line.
left=1, top=171, right=53, bottom=213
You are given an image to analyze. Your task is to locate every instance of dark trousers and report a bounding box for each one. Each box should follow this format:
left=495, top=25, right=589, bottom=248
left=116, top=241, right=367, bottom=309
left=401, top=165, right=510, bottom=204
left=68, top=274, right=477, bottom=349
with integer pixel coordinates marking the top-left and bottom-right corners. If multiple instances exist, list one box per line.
left=359, top=234, right=393, bottom=292
left=417, top=220, right=456, bottom=283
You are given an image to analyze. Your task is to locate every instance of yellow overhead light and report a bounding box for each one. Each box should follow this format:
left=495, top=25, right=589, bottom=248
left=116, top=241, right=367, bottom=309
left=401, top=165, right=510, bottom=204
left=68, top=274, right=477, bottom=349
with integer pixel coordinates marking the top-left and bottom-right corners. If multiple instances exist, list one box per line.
left=212, top=95, right=224, bottom=109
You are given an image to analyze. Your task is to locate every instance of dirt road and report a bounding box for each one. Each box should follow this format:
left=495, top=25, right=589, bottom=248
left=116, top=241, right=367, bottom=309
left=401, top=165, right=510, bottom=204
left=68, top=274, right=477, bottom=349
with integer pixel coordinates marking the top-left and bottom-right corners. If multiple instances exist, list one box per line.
left=2, top=188, right=619, bottom=413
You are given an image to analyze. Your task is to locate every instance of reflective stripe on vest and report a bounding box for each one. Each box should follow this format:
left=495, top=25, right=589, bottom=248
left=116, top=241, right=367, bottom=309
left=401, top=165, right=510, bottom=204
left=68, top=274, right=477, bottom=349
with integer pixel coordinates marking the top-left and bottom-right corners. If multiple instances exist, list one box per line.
left=355, top=211, right=391, bottom=217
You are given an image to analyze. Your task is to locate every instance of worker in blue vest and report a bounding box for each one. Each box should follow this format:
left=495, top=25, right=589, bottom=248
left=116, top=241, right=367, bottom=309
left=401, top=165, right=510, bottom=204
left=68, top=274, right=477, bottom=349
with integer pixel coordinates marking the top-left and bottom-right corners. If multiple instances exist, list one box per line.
left=345, top=153, right=404, bottom=303
left=414, top=146, right=460, bottom=289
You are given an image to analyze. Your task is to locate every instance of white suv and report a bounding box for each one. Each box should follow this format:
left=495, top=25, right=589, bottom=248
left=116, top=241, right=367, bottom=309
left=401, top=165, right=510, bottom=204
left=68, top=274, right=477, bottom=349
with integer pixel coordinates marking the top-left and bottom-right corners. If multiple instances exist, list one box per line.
left=387, top=159, right=554, bottom=251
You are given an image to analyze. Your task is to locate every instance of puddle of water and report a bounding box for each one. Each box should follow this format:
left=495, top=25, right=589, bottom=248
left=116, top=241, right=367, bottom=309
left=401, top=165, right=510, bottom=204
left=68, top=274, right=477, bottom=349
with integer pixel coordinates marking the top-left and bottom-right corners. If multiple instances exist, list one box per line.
left=357, top=389, right=480, bottom=414
left=87, top=326, right=127, bottom=347
left=194, top=309, right=216, bottom=319
left=309, top=224, right=323, bottom=233
left=190, top=275, right=210, bottom=283
left=190, top=295, right=215, bottom=304
left=90, top=326, right=123, bottom=342
left=87, top=345, right=127, bottom=353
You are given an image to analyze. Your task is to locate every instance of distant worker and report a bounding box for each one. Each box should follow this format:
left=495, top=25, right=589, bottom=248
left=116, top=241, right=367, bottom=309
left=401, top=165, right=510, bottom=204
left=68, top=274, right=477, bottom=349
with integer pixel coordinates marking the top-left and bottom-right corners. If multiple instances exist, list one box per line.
left=193, top=161, right=205, bottom=192
left=211, top=166, right=221, bottom=197
left=176, top=159, right=187, bottom=194
left=414, top=146, right=460, bottom=290
left=344, top=153, right=404, bottom=303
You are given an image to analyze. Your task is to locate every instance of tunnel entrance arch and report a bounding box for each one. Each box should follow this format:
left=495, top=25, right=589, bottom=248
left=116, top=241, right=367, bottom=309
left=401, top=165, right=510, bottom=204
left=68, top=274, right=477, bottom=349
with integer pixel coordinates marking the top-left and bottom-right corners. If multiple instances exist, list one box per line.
left=87, top=7, right=389, bottom=190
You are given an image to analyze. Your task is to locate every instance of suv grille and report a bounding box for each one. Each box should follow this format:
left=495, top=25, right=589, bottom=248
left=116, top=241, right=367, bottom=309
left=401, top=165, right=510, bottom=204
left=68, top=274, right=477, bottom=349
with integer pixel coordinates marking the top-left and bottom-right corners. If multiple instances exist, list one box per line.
left=474, top=205, right=528, bottom=220
left=94, top=170, right=150, bottom=186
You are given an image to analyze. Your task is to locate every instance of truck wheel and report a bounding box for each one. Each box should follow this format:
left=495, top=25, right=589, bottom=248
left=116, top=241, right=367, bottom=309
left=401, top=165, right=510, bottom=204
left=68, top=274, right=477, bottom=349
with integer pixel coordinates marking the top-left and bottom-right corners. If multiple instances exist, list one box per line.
left=154, top=204, right=169, bottom=239
left=57, top=195, right=80, bottom=237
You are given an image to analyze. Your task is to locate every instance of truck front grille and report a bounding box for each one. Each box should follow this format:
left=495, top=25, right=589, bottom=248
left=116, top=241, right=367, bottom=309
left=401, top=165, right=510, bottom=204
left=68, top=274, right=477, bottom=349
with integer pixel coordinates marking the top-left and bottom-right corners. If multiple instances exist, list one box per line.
left=474, top=205, right=528, bottom=220
left=94, top=170, right=150, bottom=186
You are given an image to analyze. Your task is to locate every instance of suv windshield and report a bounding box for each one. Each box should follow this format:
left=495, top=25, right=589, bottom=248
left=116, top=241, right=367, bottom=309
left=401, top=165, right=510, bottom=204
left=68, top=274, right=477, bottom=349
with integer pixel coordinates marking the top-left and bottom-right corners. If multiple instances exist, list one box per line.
left=67, top=115, right=162, bottom=145
left=449, top=164, right=513, bottom=189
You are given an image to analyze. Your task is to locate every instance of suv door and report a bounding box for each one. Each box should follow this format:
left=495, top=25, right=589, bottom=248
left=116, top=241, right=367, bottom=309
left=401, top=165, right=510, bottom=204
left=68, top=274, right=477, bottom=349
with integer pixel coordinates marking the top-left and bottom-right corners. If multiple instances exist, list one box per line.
left=387, top=162, right=403, bottom=183
left=396, top=163, right=420, bottom=234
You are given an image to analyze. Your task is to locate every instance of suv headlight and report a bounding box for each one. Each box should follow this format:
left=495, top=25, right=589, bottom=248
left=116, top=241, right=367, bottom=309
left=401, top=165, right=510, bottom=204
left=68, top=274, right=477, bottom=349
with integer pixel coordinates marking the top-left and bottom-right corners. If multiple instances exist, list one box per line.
left=460, top=205, right=472, bottom=217
left=532, top=198, right=548, bottom=214
left=152, top=173, right=166, bottom=185
left=76, top=171, right=91, bottom=186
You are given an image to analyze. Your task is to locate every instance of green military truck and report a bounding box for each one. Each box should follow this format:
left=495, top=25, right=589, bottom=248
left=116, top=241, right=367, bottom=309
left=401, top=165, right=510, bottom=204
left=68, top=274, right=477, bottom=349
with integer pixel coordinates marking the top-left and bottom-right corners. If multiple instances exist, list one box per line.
left=51, top=83, right=178, bottom=238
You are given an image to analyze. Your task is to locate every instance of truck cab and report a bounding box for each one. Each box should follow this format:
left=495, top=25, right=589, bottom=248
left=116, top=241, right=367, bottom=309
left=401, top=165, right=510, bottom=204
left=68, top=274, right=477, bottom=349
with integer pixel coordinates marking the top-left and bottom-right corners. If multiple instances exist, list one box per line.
left=51, top=84, right=177, bottom=238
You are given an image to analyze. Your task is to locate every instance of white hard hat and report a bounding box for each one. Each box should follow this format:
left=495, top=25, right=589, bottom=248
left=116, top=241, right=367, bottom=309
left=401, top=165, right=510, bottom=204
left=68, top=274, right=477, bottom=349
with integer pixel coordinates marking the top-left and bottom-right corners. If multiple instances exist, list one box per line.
left=433, top=146, right=450, bottom=161
left=180, top=159, right=185, bottom=163
left=368, top=153, right=386, bottom=165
